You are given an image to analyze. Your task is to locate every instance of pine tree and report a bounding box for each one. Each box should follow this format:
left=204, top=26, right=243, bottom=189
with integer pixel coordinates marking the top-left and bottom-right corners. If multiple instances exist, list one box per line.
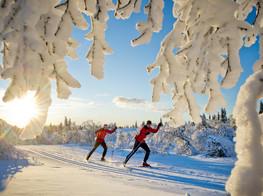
left=68, top=118, right=72, bottom=129
left=201, top=114, right=207, bottom=127
left=212, top=115, right=216, bottom=120
left=59, top=123, right=63, bottom=130
left=221, top=108, right=227, bottom=123
left=259, top=101, right=263, bottom=114
left=64, top=117, right=68, bottom=127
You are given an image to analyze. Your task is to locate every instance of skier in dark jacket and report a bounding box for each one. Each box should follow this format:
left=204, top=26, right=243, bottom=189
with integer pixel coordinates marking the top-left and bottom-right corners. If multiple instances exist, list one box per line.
left=123, top=120, right=163, bottom=167
left=86, top=124, right=117, bottom=161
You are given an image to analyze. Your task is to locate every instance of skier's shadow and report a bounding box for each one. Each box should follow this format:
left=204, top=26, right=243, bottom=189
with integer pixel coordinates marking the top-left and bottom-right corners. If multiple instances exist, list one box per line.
left=0, top=159, right=29, bottom=192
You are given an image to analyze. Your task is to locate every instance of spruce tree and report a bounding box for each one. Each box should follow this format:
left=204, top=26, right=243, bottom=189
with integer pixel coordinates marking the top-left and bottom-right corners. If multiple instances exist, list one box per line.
left=260, top=101, right=263, bottom=114
left=221, top=108, right=227, bottom=123
left=68, top=118, right=72, bottom=128
left=64, top=116, right=68, bottom=127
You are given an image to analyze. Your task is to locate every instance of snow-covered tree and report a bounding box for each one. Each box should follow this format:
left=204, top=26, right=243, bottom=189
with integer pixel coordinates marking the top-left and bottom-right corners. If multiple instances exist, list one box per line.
left=0, top=139, right=24, bottom=159
left=0, top=1, right=263, bottom=195
left=146, top=1, right=262, bottom=195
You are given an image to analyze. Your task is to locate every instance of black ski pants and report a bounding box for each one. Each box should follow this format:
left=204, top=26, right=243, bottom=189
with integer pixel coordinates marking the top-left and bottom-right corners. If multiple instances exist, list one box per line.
left=124, top=140, right=151, bottom=164
left=87, top=141, right=107, bottom=159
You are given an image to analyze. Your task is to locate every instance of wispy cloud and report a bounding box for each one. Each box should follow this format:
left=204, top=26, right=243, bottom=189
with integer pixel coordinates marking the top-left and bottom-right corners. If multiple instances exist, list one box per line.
left=113, top=96, right=170, bottom=113
left=95, top=93, right=111, bottom=97
left=51, top=96, right=100, bottom=110
left=113, top=97, right=147, bottom=108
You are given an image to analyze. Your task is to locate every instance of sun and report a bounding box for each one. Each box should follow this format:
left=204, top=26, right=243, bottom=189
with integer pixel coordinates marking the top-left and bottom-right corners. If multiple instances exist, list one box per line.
left=4, top=91, right=38, bottom=128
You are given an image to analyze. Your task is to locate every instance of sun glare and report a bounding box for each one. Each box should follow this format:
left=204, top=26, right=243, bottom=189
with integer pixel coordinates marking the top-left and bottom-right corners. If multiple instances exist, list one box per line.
left=4, top=92, right=38, bottom=128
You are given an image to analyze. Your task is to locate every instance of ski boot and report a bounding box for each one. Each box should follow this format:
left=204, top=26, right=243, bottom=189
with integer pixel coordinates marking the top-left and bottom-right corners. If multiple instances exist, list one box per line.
left=101, top=157, right=106, bottom=162
left=123, top=161, right=127, bottom=167
left=142, top=162, right=151, bottom=167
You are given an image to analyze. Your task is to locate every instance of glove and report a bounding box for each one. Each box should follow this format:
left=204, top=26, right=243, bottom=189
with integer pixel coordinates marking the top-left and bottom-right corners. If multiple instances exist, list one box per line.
left=158, top=122, right=163, bottom=128
left=113, top=126, right=118, bottom=131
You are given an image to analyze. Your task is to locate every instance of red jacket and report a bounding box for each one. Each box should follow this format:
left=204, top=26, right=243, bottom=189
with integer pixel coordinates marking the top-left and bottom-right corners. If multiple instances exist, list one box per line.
left=95, top=127, right=116, bottom=143
left=135, top=126, right=159, bottom=143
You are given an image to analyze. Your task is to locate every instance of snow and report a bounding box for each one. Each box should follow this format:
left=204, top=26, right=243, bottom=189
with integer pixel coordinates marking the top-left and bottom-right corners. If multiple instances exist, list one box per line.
left=0, top=1, right=262, bottom=194
left=131, top=0, right=164, bottom=46
left=0, top=138, right=28, bottom=191
left=21, top=120, right=235, bottom=158
left=0, top=159, right=29, bottom=192
left=0, top=0, right=85, bottom=139
left=0, top=145, right=234, bottom=196
left=148, top=0, right=259, bottom=126
left=0, top=140, right=24, bottom=160
left=226, top=70, right=263, bottom=196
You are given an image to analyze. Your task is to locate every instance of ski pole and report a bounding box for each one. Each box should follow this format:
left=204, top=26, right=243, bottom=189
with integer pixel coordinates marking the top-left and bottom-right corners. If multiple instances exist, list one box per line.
left=110, top=123, right=118, bottom=160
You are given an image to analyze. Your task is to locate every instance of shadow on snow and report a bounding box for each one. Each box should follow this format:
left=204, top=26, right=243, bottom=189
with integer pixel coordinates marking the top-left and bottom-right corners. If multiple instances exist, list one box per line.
left=0, top=159, right=29, bottom=192
left=31, top=149, right=228, bottom=192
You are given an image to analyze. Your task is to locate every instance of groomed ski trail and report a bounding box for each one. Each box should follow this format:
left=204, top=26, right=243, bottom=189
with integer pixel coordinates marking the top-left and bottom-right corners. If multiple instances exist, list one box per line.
left=14, top=145, right=232, bottom=195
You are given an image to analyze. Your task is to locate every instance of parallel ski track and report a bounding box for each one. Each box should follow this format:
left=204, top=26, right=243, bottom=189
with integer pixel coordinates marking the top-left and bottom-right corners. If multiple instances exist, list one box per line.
left=22, top=147, right=226, bottom=192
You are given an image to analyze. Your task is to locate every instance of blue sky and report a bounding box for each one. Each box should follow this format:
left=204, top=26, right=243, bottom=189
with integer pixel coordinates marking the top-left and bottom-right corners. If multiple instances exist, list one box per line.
left=0, top=1, right=260, bottom=126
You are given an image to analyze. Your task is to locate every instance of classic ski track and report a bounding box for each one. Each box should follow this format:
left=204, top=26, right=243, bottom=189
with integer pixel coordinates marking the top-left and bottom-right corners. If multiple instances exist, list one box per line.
left=21, top=147, right=227, bottom=192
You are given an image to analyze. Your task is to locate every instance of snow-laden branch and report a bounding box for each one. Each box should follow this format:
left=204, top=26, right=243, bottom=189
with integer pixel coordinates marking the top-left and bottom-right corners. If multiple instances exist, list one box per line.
left=226, top=70, right=263, bottom=196
left=224, top=1, right=263, bottom=195
left=131, top=0, right=164, bottom=46
left=0, top=0, right=127, bottom=138
left=147, top=0, right=255, bottom=126
left=20, top=78, right=52, bottom=140
left=115, top=0, right=164, bottom=46
left=115, top=0, right=142, bottom=19
left=1, top=0, right=157, bottom=139
left=0, top=0, right=86, bottom=138
left=85, top=0, right=114, bottom=79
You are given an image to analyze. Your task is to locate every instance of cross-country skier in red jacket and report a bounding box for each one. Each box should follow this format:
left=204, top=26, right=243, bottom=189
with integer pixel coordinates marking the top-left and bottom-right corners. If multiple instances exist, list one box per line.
left=123, top=120, right=163, bottom=167
left=86, top=124, right=117, bottom=161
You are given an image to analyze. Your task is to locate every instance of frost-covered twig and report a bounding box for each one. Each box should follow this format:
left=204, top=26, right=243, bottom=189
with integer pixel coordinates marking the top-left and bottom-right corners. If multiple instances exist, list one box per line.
left=115, top=0, right=142, bottom=19
left=131, top=0, right=164, bottom=46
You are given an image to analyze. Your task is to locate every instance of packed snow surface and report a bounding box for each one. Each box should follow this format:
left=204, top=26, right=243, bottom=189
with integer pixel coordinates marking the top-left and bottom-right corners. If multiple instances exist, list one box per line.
left=1, top=145, right=234, bottom=196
